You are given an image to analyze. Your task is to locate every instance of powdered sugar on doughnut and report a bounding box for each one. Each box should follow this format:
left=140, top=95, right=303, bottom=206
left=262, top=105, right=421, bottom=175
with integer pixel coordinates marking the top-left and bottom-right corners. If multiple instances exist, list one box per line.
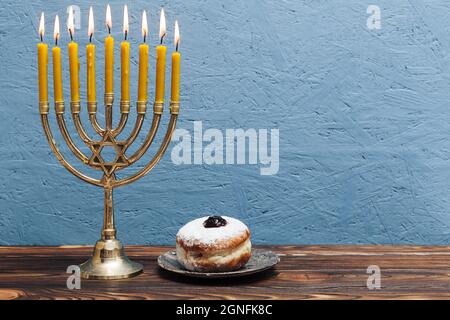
left=177, top=216, right=249, bottom=247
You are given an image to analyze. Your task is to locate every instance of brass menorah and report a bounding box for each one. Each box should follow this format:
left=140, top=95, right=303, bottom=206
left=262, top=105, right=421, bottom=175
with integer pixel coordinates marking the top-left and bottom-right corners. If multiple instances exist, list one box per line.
left=36, top=6, right=180, bottom=279
left=39, top=93, right=179, bottom=279
left=38, top=6, right=180, bottom=279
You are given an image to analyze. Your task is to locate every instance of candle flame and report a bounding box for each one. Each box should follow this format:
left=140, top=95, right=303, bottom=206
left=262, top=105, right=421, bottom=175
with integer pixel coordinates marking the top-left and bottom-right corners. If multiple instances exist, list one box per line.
left=106, top=4, right=112, bottom=32
left=174, top=20, right=180, bottom=49
left=67, top=6, right=74, bottom=38
left=54, top=15, right=60, bottom=43
left=123, top=5, right=129, bottom=36
left=88, top=7, right=94, bottom=38
left=142, top=10, right=148, bottom=41
left=159, top=8, right=166, bottom=42
left=39, top=12, right=45, bottom=39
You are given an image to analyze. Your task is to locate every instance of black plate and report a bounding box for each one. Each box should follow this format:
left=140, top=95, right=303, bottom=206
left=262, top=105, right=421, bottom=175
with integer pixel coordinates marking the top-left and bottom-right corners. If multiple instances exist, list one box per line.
left=158, top=249, right=279, bottom=279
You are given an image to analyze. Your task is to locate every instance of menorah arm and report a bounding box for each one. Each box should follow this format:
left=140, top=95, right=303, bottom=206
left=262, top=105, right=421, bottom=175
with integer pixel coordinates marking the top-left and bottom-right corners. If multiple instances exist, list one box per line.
left=118, top=101, right=149, bottom=152
left=40, top=109, right=103, bottom=187
left=69, top=101, right=95, bottom=145
left=73, top=113, right=94, bottom=144
left=50, top=101, right=90, bottom=166
left=112, top=101, right=131, bottom=137
left=113, top=105, right=178, bottom=188
left=56, top=113, right=90, bottom=165
left=112, top=113, right=128, bottom=137
left=89, top=113, right=105, bottom=135
left=87, top=102, right=105, bottom=136
left=126, top=105, right=162, bottom=164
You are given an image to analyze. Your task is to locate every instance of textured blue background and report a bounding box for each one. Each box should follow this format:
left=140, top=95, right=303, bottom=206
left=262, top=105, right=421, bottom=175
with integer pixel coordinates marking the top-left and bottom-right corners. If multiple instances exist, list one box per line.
left=1, top=0, right=450, bottom=245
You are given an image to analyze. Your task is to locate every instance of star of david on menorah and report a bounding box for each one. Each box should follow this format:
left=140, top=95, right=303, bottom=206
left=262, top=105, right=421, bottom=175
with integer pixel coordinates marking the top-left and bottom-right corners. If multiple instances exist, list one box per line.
left=37, top=6, right=181, bottom=279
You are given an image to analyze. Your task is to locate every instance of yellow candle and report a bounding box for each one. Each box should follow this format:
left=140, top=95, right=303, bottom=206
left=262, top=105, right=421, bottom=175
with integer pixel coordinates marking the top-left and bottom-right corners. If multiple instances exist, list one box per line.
left=105, top=5, right=114, bottom=94
left=155, top=45, right=166, bottom=103
left=87, top=7, right=96, bottom=102
left=105, top=35, right=114, bottom=94
left=137, top=10, right=148, bottom=102
left=37, top=13, right=48, bottom=103
left=87, top=43, right=96, bottom=102
left=52, top=46, right=63, bottom=102
left=67, top=7, right=79, bottom=102
left=52, top=15, right=63, bottom=102
left=155, top=8, right=167, bottom=103
left=68, top=42, right=80, bottom=102
left=170, top=21, right=181, bottom=102
left=170, top=52, right=180, bottom=102
left=121, top=41, right=130, bottom=101
left=121, top=5, right=130, bottom=101
left=37, top=43, right=48, bottom=103
left=138, top=43, right=149, bottom=102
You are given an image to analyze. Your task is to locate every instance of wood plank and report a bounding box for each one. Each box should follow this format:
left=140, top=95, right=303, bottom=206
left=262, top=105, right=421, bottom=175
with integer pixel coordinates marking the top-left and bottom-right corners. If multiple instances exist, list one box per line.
left=0, top=245, right=449, bottom=300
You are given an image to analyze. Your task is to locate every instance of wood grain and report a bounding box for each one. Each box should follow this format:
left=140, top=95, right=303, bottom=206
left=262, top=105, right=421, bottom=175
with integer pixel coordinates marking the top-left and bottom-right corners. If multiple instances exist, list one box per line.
left=1, top=245, right=450, bottom=300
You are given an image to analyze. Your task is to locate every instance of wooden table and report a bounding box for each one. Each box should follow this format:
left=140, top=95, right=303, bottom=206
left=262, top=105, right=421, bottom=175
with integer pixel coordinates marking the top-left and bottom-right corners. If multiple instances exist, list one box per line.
left=0, top=245, right=449, bottom=300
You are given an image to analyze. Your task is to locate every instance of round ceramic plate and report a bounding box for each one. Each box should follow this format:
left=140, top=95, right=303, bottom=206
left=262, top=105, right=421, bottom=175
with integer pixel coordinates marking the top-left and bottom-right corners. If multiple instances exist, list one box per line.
left=158, top=249, right=279, bottom=279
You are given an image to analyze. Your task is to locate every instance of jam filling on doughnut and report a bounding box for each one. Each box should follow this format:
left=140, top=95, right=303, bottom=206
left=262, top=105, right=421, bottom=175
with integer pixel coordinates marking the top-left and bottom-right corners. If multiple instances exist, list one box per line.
left=203, top=216, right=227, bottom=228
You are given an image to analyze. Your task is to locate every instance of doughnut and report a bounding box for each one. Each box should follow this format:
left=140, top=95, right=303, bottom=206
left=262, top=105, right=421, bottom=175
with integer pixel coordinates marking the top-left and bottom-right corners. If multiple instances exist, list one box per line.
left=176, top=216, right=251, bottom=272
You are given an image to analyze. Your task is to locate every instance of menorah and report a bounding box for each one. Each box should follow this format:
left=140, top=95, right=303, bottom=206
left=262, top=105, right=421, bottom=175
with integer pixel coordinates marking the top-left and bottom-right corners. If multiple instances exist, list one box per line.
left=37, top=6, right=181, bottom=279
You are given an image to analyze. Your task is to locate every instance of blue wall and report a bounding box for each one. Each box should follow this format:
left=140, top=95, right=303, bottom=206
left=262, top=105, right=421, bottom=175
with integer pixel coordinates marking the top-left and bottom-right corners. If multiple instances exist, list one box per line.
left=1, top=0, right=450, bottom=245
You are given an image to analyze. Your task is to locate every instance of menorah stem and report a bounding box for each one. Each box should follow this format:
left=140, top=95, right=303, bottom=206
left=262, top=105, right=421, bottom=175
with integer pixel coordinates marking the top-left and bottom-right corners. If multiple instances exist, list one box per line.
left=101, top=180, right=116, bottom=240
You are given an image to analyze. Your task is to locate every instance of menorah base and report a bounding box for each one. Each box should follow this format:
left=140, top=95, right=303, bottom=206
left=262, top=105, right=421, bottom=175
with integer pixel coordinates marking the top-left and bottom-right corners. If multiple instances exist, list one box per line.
left=79, top=239, right=143, bottom=280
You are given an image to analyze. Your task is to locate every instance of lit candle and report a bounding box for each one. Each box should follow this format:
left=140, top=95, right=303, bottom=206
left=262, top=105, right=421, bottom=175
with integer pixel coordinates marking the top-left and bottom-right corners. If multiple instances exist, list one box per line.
left=171, top=21, right=180, bottom=103
left=121, top=5, right=130, bottom=102
left=155, top=8, right=167, bottom=103
left=37, top=12, right=48, bottom=103
left=67, top=6, right=80, bottom=102
left=137, top=10, right=149, bottom=102
left=52, top=15, right=63, bottom=102
left=87, top=7, right=96, bottom=103
left=105, top=4, right=114, bottom=95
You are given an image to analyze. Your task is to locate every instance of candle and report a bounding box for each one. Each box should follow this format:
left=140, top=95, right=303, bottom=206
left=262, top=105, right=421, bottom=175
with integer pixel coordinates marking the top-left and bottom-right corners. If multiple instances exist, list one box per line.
left=52, top=15, right=63, bottom=102
left=155, top=8, right=167, bottom=103
left=105, top=4, right=114, bottom=94
left=121, top=5, right=130, bottom=102
left=67, top=6, right=80, bottom=102
left=37, top=12, right=48, bottom=103
left=137, top=10, right=149, bottom=102
left=87, top=7, right=96, bottom=102
left=171, top=21, right=181, bottom=103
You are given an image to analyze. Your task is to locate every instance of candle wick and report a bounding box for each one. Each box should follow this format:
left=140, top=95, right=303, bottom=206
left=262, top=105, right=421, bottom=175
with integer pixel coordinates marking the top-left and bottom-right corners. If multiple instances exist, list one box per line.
left=108, top=25, right=111, bottom=34
left=89, top=33, right=93, bottom=43
left=40, top=34, right=43, bottom=42
left=125, top=30, right=128, bottom=41
left=160, top=34, right=165, bottom=45
left=69, top=29, right=73, bottom=42
left=176, top=42, right=179, bottom=52
left=55, top=37, right=58, bottom=46
left=143, top=34, right=146, bottom=43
